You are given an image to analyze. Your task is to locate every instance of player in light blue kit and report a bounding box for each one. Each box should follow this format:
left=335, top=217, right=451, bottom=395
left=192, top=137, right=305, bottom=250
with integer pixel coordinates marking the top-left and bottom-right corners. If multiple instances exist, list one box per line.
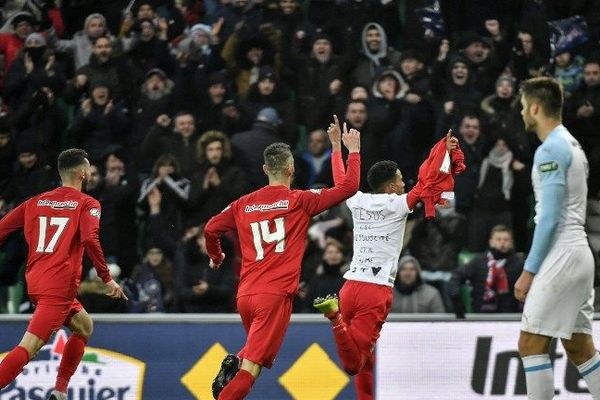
left=515, top=77, right=599, bottom=399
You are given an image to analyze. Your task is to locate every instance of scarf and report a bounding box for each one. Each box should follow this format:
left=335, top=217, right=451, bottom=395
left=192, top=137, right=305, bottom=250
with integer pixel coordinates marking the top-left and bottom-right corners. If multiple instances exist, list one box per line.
left=481, top=251, right=509, bottom=311
left=479, top=147, right=513, bottom=200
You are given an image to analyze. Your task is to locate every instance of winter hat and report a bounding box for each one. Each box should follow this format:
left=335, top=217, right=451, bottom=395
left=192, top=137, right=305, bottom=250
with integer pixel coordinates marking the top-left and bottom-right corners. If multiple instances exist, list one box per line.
left=208, top=71, right=227, bottom=87
left=312, top=30, right=332, bottom=45
left=190, top=23, right=211, bottom=37
left=16, top=138, right=38, bottom=155
left=12, top=13, right=36, bottom=28
left=25, top=32, right=46, bottom=47
left=459, top=31, right=485, bottom=50
left=146, top=68, right=167, bottom=80
left=258, top=65, right=277, bottom=82
left=495, top=73, right=516, bottom=90
left=400, top=49, right=425, bottom=64
left=256, top=107, right=282, bottom=126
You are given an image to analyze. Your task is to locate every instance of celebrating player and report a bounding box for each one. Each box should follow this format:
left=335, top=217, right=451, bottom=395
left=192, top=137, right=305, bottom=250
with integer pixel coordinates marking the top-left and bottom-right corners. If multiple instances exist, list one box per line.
left=314, top=116, right=460, bottom=399
left=204, top=131, right=361, bottom=400
left=515, top=77, right=600, bottom=399
left=0, top=149, right=127, bottom=400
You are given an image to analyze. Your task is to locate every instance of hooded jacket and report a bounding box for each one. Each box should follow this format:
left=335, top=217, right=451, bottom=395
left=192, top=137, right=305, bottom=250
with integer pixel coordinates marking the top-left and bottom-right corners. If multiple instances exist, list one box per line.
left=391, top=256, right=445, bottom=313
left=351, top=22, right=402, bottom=88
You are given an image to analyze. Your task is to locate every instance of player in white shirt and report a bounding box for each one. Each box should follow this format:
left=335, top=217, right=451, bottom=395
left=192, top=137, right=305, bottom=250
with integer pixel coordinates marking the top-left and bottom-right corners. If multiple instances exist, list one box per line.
left=515, top=77, right=599, bottom=399
left=314, top=117, right=458, bottom=399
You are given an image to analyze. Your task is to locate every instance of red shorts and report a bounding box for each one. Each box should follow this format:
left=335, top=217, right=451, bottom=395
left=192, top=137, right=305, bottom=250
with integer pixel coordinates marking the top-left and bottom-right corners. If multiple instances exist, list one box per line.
left=339, top=280, right=393, bottom=355
left=236, top=293, right=293, bottom=369
left=27, top=295, right=83, bottom=342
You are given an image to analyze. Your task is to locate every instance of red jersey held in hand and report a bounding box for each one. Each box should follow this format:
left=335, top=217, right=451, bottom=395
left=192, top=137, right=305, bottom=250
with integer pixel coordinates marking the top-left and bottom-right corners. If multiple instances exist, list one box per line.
left=205, top=153, right=361, bottom=298
left=0, top=186, right=112, bottom=300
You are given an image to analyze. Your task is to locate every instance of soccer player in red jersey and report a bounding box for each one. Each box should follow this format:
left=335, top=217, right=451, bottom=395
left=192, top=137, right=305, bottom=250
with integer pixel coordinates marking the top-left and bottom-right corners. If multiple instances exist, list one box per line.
left=0, top=149, right=127, bottom=400
left=205, top=130, right=361, bottom=400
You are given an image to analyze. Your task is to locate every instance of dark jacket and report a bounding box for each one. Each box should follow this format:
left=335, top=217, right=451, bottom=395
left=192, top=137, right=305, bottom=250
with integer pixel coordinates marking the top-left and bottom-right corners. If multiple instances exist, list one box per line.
left=305, top=261, right=346, bottom=312
left=448, top=251, right=523, bottom=313
left=230, top=122, right=281, bottom=191
left=141, top=125, right=199, bottom=178
left=176, top=238, right=235, bottom=313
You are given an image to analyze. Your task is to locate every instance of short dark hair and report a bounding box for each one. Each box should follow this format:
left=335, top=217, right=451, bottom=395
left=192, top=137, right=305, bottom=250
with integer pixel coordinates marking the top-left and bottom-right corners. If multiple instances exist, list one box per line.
left=92, top=35, right=111, bottom=46
left=347, top=99, right=367, bottom=111
left=490, top=224, right=513, bottom=239
left=263, top=142, right=292, bottom=175
left=520, top=77, right=563, bottom=119
left=367, top=160, right=398, bottom=192
left=57, top=149, right=88, bottom=176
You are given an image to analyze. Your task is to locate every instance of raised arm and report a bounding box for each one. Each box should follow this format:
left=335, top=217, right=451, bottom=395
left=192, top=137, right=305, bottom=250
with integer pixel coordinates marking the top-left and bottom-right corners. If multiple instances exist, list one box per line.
left=327, top=115, right=346, bottom=186
left=204, top=202, right=237, bottom=267
left=301, top=129, right=360, bottom=216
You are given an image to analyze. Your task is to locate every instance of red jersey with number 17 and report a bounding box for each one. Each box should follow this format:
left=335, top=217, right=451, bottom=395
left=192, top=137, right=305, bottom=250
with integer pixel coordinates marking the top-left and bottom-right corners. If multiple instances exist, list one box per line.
left=205, top=153, right=360, bottom=298
left=0, top=186, right=112, bottom=300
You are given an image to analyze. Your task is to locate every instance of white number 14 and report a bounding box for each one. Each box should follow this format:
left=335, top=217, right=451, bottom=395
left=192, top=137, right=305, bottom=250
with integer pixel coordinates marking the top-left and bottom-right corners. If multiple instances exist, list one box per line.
left=36, top=216, right=69, bottom=253
left=250, top=217, right=285, bottom=260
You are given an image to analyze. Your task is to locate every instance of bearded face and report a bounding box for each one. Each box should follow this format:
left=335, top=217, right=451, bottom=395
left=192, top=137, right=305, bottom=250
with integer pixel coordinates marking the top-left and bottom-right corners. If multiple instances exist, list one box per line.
left=520, top=96, right=537, bottom=132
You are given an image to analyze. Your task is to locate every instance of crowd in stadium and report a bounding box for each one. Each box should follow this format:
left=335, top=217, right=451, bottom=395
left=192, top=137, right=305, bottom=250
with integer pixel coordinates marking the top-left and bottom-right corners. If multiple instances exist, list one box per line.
left=0, top=0, right=599, bottom=315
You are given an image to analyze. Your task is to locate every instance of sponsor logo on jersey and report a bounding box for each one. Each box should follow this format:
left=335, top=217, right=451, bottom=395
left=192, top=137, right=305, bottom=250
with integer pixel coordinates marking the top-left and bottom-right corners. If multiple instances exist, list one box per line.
left=0, top=329, right=146, bottom=400
left=90, top=208, right=101, bottom=218
left=37, top=200, right=79, bottom=210
left=244, top=200, right=290, bottom=213
left=539, top=161, right=559, bottom=173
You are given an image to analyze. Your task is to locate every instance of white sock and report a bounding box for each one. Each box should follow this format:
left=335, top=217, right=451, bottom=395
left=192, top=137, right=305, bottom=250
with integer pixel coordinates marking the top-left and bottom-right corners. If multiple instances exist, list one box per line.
left=522, top=354, right=554, bottom=400
left=577, top=352, right=600, bottom=399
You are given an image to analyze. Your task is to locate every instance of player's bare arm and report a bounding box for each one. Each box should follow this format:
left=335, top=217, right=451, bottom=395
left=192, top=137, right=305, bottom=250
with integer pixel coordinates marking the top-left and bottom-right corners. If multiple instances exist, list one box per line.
left=105, top=279, right=128, bottom=300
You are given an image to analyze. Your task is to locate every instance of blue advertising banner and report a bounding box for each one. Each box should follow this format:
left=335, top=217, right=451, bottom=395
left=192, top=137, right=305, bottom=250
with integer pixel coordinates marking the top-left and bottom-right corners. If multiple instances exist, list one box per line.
left=0, top=320, right=356, bottom=400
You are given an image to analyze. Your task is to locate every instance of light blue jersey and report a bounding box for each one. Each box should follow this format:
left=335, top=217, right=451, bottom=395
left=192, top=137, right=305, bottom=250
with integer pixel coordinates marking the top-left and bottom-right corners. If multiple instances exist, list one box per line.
left=526, top=124, right=589, bottom=273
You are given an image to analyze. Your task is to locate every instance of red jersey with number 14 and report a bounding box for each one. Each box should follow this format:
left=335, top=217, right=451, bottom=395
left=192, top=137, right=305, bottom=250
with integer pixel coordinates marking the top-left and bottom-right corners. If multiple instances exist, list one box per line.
left=0, top=186, right=112, bottom=300
left=205, top=153, right=360, bottom=297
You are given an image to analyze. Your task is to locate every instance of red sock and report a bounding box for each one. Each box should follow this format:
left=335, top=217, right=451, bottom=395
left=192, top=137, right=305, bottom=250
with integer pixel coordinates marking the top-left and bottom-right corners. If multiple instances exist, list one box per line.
left=355, top=353, right=375, bottom=400
left=218, top=369, right=255, bottom=400
left=55, top=334, right=87, bottom=392
left=0, top=346, right=30, bottom=389
left=330, top=314, right=364, bottom=375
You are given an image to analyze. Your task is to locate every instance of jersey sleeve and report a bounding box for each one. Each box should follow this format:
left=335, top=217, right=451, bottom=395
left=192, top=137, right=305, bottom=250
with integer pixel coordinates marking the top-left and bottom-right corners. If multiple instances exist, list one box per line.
left=80, top=199, right=112, bottom=283
left=299, top=152, right=360, bottom=216
left=0, top=202, right=26, bottom=244
left=204, top=201, right=237, bottom=264
left=525, top=140, right=571, bottom=274
left=393, top=194, right=412, bottom=216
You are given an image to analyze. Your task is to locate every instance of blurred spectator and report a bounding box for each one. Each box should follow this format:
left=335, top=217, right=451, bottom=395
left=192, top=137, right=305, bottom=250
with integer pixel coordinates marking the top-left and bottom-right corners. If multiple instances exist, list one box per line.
left=0, top=118, right=15, bottom=197
left=12, top=85, right=66, bottom=165
left=391, top=256, right=446, bottom=313
left=128, top=17, right=175, bottom=77
left=408, top=199, right=467, bottom=273
left=468, top=137, right=514, bottom=252
left=130, top=68, right=175, bottom=152
left=141, top=111, right=199, bottom=177
left=304, top=239, right=347, bottom=312
left=449, top=225, right=523, bottom=315
left=125, top=246, right=175, bottom=312
left=138, top=154, right=191, bottom=257
left=454, top=114, right=487, bottom=215
left=369, top=68, right=408, bottom=133
left=78, top=263, right=126, bottom=313
left=0, top=12, right=35, bottom=77
left=64, top=35, right=140, bottom=108
left=565, top=59, right=600, bottom=198
left=295, top=128, right=331, bottom=189
left=92, top=146, right=140, bottom=276
left=480, top=73, right=536, bottom=251
left=272, top=0, right=313, bottom=56
left=189, top=130, right=247, bottom=225
left=119, top=1, right=186, bottom=42
left=350, top=22, right=401, bottom=89
left=509, top=30, right=549, bottom=82
left=6, top=33, right=65, bottom=110
left=47, top=13, right=129, bottom=70
left=175, top=21, right=224, bottom=79
left=552, top=51, right=584, bottom=99
left=176, top=225, right=235, bottom=312
left=231, top=107, right=282, bottom=191
left=213, top=0, right=264, bottom=42
left=400, top=49, right=431, bottom=99
left=70, top=80, right=129, bottom=162
left=432, top=54, right=483, bottom=132
left=240, top=65, right=297, bottom=145
left=290, top=32, right=350, bottom=130
left=221, top=28, right=281, bottom=96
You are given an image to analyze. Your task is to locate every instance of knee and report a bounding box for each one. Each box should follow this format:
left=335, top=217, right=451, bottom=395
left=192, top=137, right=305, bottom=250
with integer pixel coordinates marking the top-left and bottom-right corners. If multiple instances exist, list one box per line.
left=563, top=341, right=596, bottom=366
left=518, top=333, right=549, bottom=357
left=74, top=317, right=94, bottom=339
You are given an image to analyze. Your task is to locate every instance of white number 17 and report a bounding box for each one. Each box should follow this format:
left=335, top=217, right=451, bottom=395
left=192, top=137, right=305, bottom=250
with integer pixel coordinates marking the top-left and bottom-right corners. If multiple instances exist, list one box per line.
left=36, top=216, right=69, bottom=253
left=250, top=217, right=285, bottom=261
